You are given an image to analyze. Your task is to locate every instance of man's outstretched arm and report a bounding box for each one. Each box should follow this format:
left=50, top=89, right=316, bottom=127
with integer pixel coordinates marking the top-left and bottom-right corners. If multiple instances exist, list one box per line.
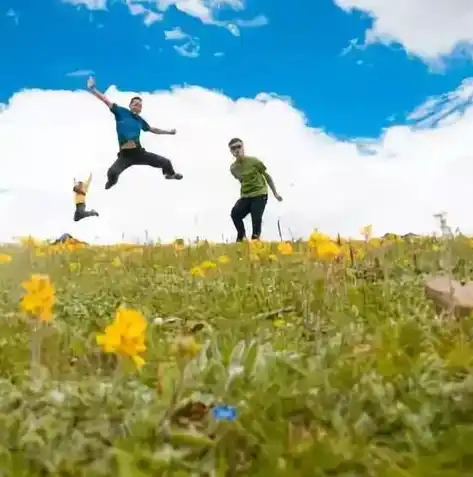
left=87, top=76, right=112, bottom=108
left=149, top=127, right=176, bottom=135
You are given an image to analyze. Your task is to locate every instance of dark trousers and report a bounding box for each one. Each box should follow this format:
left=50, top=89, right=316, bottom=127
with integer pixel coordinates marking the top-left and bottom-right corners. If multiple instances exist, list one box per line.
left=74, top=203, right=96, bottom=222
left=106, top=147, right=175, bottom=189
left=231, top=194, right=268, bottom=242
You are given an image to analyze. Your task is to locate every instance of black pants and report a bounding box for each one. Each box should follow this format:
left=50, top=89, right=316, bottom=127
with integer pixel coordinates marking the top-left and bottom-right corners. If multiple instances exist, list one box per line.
left=106, top=147, right=175, bottom=189
left=74, top=203, right=96, bottom=222
left=231, top=194, right=268, bottom=242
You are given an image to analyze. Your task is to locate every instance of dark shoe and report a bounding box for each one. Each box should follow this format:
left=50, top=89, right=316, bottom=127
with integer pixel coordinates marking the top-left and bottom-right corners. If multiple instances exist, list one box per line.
left=91, top=210, right=99, bottom=217
left=165, top=173, right=183, bottom=180
left=105, top=182, right=112, bottom=190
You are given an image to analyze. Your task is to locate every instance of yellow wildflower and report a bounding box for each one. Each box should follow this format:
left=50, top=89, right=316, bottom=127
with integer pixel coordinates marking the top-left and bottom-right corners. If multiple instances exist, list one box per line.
left=96, top=308, right=147, bottom=369
left=190, top=266, right=205, bottom=277
left=278, top=242, right=293, bottom=256
left=217, top=255, right=230, bottom=264
left=268, top=253, right=278, bottom=261
left=315, top=241, right=341, bottom=260
left=112, top=257, right=122, bottom=267
left=0, top=254, right=12, bottom=264
left=200, top=260, right=217, bottom=270
left=20, top=274, right=56, bottom=323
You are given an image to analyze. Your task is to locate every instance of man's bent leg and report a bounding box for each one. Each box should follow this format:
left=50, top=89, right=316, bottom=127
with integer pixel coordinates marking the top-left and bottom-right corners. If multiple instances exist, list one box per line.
left=74, top=203, right=99, bottom=222
left=139, top=150, right=183, bottom=180
left=231, top=197, right=251, bottom=242
left=106, top=153, right=132, bottom=189
left=74, top=203, right=86, bottom=222
left=249, top=194, right=268, bottom=240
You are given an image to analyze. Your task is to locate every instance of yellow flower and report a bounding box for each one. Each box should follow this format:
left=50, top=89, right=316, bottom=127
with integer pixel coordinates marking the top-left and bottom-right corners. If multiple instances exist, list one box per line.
left=170, top=335, right=201, bottom=360
left=112, top=257, right=122, bottom=267
left=217, top=255, right=230, bottom=265
left=273, top=319, right=286, bottom=328
left=200, top=260, right=216, bottom=270
left=278, top=242, right=293, bottom=256
left=96, top=308, right=147, bottom=369
left=190, top=266, right=205, bottom=277
left=0, top=254, right=12, bottom=264
left=20, top=274, right=56, bottom=322
left=315, top=241, right=341, bottom=260
left=268, top=253, right=278, bottom=261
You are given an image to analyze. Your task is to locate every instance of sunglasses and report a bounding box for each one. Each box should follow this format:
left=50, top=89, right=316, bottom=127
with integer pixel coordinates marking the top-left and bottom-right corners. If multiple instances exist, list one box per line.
left=230, top=144, right=243, bottom=151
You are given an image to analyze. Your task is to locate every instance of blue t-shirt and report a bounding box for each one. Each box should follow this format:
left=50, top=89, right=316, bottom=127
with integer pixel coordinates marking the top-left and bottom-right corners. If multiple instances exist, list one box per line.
left=110, top=103, right=151, bottom=146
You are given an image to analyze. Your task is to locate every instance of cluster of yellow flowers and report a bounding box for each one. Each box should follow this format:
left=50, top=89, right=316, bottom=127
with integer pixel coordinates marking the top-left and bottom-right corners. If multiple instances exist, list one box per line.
left=191, top=256, right=230, bottom=277
left=20, top=274, right=56, bottom=322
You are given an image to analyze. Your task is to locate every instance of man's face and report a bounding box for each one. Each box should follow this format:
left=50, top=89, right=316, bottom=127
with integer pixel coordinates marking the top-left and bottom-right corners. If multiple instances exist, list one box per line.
left=230, top=141, right=244, bottom=158
left=130, top=98, right=143, bottom=114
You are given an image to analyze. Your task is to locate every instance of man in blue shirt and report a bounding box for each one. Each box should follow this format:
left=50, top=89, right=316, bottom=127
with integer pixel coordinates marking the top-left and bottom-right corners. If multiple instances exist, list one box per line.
left=87, top=76, right=183, bottom=190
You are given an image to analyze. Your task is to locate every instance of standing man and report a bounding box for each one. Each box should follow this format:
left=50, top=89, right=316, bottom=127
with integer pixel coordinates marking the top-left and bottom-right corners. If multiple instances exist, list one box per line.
left=228, top=138, right=282, bottom=242
left=73, top=173, right=99, bottom=222
left=86, top=76, right=183, bottom=190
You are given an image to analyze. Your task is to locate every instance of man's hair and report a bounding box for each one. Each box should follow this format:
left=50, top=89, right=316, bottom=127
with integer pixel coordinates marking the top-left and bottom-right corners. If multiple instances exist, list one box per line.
left=130, top=96, right=142, bottom=105
left=228, top=137, right=243, bottom=146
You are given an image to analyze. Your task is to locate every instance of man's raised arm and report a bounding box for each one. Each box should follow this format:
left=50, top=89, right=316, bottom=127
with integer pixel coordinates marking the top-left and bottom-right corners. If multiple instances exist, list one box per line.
left=87, top=76, right=112, bottom=108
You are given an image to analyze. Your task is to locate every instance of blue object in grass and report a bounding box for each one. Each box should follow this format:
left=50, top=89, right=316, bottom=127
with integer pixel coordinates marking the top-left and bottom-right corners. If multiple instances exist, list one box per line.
left=212, top=405, right=237, bottom=421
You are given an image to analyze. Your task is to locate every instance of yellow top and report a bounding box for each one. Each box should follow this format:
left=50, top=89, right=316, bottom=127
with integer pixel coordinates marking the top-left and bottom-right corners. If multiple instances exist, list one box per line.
left=73, top=173, right=92, bottom=204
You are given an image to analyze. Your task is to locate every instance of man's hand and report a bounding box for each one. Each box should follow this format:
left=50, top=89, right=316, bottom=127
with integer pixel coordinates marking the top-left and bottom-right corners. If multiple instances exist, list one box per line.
left=87, top=76, right=95, bottom=90
left=275, top=193, right=283, bottom=202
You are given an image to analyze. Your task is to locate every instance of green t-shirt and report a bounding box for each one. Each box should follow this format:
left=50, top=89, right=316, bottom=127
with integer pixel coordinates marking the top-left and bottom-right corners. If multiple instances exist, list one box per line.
left=230, top=156, right=268, bottom=198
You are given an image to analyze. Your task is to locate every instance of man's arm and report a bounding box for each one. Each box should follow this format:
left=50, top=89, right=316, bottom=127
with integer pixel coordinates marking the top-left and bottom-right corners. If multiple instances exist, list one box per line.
left=149, top=127, right=176, bottom=135
left=257, top=160, right=282, bottom=201
left=84, top=173, right=92, bottom=191
left=87, top=76, right=113, bottom=108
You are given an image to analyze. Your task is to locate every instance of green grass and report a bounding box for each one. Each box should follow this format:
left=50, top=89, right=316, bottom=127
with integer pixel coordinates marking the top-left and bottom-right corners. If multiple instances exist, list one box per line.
left=1, top=236, right=473, bottom=476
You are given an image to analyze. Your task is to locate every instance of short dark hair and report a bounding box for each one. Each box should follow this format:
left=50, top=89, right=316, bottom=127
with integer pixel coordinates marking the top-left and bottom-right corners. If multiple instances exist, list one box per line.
left=228, top=137, right=243, bottom=146
left=130, top=96, right=142, bottom=105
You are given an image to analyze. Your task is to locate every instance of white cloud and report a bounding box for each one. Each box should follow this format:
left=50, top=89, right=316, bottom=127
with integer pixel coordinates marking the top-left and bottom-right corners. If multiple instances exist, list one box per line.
left=61, top=0, right=267, bottom=34
left=164, top=27, right=188, bottom=41
left=214, top=52, right=224, bottom=57
left=174, top=41, right=200, bottom=58
left=334, top=0, right=473, bottom=62
left=62, top=0, right=107, bottom=9
left=66, top=69, right=94, bottom=77
left=164, top=27, right=200, bottom=58
left=144, top=11, right=163, bottom=25
left=4, top=80, right=473, bottom=244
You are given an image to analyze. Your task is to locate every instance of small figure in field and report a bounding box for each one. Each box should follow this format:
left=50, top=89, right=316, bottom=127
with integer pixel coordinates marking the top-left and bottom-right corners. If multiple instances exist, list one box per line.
left=86, top=76, right=183, bottom=190
left=73, top=173, right=99, bottom=222
left=228, top=138, right=282, bottom=242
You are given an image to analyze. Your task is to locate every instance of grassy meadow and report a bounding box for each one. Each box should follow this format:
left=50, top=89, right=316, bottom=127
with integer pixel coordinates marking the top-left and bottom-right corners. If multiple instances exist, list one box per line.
left=1, top=230, right=473, bottom=476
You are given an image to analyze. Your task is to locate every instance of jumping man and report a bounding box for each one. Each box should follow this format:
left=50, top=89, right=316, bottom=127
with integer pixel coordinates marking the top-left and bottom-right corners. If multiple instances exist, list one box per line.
left=86, top=76, right=183, bottom=189
left=73, top=173, right=99, bottom=222
left=228, top=138, right=282, bottom=242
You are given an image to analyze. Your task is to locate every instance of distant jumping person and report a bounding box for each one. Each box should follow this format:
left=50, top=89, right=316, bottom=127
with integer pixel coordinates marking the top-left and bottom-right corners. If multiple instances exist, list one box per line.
left=73, top=173, right=99, bottom=222
left=228, top=138, right=282, bottom=242
left=86, top=76, right=183, bottom=190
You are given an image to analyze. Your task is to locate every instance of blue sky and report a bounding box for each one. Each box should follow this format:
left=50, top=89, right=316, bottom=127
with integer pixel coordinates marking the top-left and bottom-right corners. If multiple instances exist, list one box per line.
left=2, top=0, right=473, bottom=138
